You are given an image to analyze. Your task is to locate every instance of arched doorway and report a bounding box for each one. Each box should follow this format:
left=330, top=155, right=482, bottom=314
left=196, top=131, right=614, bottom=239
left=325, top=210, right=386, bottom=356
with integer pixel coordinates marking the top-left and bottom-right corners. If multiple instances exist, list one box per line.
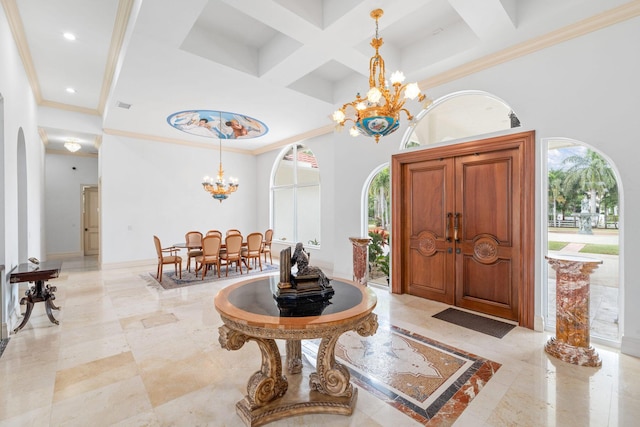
left=545, top=138, right=622, bottom=345
left=362, top=164, right=390, bottom=286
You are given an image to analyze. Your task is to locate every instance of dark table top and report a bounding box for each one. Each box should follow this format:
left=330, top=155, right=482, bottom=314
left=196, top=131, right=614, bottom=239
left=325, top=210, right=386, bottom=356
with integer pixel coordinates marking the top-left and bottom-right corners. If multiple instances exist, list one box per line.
left=10, top=260, right=62, bottom=283
left=215, top=275, right=377, bottom=326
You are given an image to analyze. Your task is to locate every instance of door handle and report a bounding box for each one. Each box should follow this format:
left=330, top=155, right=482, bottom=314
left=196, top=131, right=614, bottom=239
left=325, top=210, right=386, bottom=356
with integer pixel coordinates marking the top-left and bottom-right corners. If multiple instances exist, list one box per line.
left=454, top=213, right=460, bottom=242
left=446, top=212, right=452, bottom=242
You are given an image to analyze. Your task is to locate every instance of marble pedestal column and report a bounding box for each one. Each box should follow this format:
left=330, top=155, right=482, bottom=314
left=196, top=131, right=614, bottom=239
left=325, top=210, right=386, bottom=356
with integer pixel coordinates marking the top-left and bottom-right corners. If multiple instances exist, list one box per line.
left=545, top=254, right=602, bottom=367
left=349, top=237, right=371, bottom=286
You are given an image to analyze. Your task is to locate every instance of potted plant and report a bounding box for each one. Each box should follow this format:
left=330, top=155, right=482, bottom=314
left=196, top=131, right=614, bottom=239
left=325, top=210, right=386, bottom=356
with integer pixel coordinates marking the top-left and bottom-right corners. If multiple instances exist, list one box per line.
left=377, top=253, right=390, bottom=284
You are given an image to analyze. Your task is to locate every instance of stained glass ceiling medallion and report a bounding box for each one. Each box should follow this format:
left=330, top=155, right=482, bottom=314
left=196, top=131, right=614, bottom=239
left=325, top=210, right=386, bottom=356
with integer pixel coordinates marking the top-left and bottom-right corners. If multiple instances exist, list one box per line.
left=167, top=110, right=268, bottom=139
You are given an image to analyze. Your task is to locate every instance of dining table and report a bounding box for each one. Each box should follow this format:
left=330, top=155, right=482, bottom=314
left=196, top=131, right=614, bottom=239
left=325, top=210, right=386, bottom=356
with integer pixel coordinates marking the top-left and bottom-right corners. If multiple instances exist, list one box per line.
left=173, top=238, right=251, bottom=271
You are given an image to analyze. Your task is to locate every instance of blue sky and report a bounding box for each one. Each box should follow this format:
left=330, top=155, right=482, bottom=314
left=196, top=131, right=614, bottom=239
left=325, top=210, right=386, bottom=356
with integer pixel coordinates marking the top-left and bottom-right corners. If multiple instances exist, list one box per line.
left=548, top=146, right=588, bottom=171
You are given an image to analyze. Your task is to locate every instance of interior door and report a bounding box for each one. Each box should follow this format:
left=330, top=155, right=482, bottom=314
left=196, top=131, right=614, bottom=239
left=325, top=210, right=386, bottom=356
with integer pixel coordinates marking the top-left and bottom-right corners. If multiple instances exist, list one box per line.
left=454, top=149, right=520, bottom=320
left=83, top=186, right=99, bottom=255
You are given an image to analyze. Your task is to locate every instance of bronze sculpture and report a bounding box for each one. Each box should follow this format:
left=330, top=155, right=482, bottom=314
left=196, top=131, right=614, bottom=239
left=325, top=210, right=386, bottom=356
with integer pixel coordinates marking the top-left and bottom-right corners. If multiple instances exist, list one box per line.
left=275, top=243, right=334, bottom=315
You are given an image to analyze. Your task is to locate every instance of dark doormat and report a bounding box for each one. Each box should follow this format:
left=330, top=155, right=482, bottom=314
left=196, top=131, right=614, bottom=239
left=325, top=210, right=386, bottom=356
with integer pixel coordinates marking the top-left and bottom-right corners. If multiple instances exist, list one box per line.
left=432, top=308, right=516, bottom=338
left=0, top=338, right=9, bottom=358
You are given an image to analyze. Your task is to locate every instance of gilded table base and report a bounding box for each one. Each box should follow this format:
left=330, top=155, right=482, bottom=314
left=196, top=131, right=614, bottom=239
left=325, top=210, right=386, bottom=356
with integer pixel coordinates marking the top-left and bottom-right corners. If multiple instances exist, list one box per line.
left=218, top=312, right=378, bottom=426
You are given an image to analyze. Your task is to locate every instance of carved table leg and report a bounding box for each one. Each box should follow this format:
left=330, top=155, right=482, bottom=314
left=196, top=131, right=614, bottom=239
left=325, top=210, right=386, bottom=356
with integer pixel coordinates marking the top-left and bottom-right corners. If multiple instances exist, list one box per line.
left=46, top=284, right=60, bottom=310
left=45, top=300, right=60, bottom=325
left=286, top=340, right=302, bottom=374
left=218, top=325, right=288, bottom=410
left=309, top=313, right=378, bottom=397
left=13, top=297, right=34, bottom=333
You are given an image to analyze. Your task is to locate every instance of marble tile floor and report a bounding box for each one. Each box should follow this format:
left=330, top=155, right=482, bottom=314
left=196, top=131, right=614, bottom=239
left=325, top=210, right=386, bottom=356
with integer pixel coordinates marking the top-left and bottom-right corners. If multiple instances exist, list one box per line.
left=1, top=257, right=639, bottom=426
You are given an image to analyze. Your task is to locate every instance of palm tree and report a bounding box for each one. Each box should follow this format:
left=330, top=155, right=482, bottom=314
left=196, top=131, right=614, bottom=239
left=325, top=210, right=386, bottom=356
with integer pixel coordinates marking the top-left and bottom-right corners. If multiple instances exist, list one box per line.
left=548, top=169, right=565, bottom=227
left=369, top=167, right=390, bottom=229
left=562, top=149, right=616, bottom=216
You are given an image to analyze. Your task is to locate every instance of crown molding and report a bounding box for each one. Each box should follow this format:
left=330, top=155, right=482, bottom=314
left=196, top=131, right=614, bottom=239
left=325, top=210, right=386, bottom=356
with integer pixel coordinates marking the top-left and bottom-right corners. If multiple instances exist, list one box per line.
left=1, top=0, right=42, bottom=102
left=8, top=0, right=639, bottom=156
left=421, top=0, right=640, bottom=89
left=102, top=128, right=250, bottom=154
left=98, top=0, right=135, bottom=115
left=251, top=125, right=334, bottom=156
left=45, top=148, right=98, bottom=158
left=38, top=127, right=48, bottom=145
left=40, top=99, right=101, bottom=116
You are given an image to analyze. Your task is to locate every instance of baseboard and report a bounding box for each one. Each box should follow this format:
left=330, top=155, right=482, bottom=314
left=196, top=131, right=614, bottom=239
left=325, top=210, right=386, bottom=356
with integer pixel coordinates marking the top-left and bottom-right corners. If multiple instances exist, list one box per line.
left=47, top=251, right=83, bottom=260
left=534, top=315, right=545, bottom=332
left=101, top=258, right=156, bottom=270
left=621, top=335, right=640, bottom=358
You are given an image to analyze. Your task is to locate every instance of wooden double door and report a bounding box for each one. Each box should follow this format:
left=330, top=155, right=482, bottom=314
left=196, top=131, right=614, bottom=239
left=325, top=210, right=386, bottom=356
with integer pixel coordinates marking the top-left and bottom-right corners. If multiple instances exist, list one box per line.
left=391, top=132, right=534, bottom=326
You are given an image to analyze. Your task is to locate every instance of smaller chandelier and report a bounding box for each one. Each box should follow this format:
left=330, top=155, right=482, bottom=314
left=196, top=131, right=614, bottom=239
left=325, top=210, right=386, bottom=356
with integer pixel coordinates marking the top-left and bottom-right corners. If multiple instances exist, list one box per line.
left=64, top=139, right=81, bottom=152
left=202, top=115, right=239, bottom=202
left=332, top=9, right=430, bottom=143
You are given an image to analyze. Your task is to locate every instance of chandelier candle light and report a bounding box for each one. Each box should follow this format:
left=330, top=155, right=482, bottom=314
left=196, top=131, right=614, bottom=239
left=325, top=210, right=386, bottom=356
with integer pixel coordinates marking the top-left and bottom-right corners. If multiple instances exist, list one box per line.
left=202, top=114, right=239, bottom=202
left=332, top=9, right=431, bottom=143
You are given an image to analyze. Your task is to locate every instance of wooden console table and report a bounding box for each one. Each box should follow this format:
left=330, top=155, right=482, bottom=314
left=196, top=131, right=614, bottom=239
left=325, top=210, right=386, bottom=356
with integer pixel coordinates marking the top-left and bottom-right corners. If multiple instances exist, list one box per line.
left=214, top=276, right=378, bottom=427
left=10, top=261, right=62, bottom=333
left=545, top=254, right=602, bottom=367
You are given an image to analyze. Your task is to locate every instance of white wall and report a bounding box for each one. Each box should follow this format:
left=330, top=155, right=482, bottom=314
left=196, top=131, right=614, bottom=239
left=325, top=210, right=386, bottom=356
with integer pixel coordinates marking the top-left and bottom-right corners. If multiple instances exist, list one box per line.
left=423, top=17, right=639, bottom=356
left=2, top=5, right=639, bottom=355
left=100, top=134, right=258, bottom=265
left=255, top=16, right=640, bottom=356
left=45, top=153, right=99, bottom=256
left=0, top=7, right=46, bottom=336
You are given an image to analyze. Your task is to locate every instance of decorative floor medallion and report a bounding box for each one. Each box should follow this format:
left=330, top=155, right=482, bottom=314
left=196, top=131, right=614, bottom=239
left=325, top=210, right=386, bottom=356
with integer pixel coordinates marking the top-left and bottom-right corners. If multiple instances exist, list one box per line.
left=302, top=321, right=501, bottom=425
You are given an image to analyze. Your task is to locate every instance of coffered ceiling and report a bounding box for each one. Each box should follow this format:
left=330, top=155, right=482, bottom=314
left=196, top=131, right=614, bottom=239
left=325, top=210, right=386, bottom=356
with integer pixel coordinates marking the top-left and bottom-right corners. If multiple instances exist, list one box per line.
left=3, top=0, right=637, bottom=155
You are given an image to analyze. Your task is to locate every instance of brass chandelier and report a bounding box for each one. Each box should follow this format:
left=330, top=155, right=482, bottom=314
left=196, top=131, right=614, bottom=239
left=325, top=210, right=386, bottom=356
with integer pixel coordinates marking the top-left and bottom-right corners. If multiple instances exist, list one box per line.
left=332, top=9, right=430, bottom=143
left=202, top=113, right=239, bottom=202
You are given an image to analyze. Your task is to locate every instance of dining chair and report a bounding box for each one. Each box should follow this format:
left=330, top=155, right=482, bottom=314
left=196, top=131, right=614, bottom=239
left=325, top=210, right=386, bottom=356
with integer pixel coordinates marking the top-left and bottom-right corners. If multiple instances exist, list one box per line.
left=226, top=228, right=241, bottom=236
left=206, top=229, right=222, bottom=239
left=153, top=235, right=182, bottom=283
left=220, top=234, right=243, bottom=276
left=242, top=232, right=263, bottom=271
left=195, top=235, right=221, bottom=280
left=261, top=228, right=273, bottom=264
left=184, top=231, right=203, bottom=272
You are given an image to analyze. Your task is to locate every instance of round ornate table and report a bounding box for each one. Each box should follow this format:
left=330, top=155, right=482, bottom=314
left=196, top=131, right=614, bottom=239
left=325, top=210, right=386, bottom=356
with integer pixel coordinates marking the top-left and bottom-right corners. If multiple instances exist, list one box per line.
left=214, top=276, right=378, bottom=427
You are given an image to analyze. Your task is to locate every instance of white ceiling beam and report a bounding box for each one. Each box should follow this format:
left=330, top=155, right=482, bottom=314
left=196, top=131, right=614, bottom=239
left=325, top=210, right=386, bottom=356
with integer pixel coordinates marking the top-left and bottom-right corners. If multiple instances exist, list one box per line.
left=448, top=0, right=517, bottom=40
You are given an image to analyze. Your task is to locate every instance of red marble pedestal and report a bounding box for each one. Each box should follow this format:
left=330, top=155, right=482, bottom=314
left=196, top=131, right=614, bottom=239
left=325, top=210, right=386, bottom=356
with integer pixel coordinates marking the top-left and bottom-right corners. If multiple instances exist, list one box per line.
left=545, top=254, right=602, bottom=367
left=350, top=237, right=371, bottom=286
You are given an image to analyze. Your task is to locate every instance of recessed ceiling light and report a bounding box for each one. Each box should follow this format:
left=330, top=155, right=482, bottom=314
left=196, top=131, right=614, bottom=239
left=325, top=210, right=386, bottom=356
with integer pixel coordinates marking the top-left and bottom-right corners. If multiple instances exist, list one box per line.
left=63, top=32, right=76, bottom=41
left=64, top=139, right=81, bottom=153
left=66, top=87, right=76, bottom=94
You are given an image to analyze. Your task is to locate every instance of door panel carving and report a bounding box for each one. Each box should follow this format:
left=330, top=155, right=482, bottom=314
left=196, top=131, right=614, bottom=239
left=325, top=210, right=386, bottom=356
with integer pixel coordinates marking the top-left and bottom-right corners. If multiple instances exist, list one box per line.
left=392, top=131, right=535, bottom=326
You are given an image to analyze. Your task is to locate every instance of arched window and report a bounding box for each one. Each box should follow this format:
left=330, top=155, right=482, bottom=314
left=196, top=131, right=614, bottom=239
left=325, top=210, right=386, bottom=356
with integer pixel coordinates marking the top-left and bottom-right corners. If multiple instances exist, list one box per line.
left=271, top=144, right=321, bottom=246
left=404, top=91, right=519, bottom=148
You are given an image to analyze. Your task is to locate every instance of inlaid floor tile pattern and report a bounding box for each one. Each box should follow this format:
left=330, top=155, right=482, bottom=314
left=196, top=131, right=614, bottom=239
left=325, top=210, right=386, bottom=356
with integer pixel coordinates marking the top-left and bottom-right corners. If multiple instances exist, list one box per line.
left=0, top=256, right=638, bottom=426
left=303, top=322, right=500, bottom=425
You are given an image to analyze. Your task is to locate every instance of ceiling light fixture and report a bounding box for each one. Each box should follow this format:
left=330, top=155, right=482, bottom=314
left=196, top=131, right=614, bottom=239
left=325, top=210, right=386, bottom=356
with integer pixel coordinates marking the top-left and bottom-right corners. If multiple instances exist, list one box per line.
left=66, top=87, right=76, bottom=94
left=63, top=32, right=76, bottom=41
left=202, top=112, right=239, bottom=203
left=332, top=9, right=432, bottom=143
left=64, top=140, right=81, bottom=153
